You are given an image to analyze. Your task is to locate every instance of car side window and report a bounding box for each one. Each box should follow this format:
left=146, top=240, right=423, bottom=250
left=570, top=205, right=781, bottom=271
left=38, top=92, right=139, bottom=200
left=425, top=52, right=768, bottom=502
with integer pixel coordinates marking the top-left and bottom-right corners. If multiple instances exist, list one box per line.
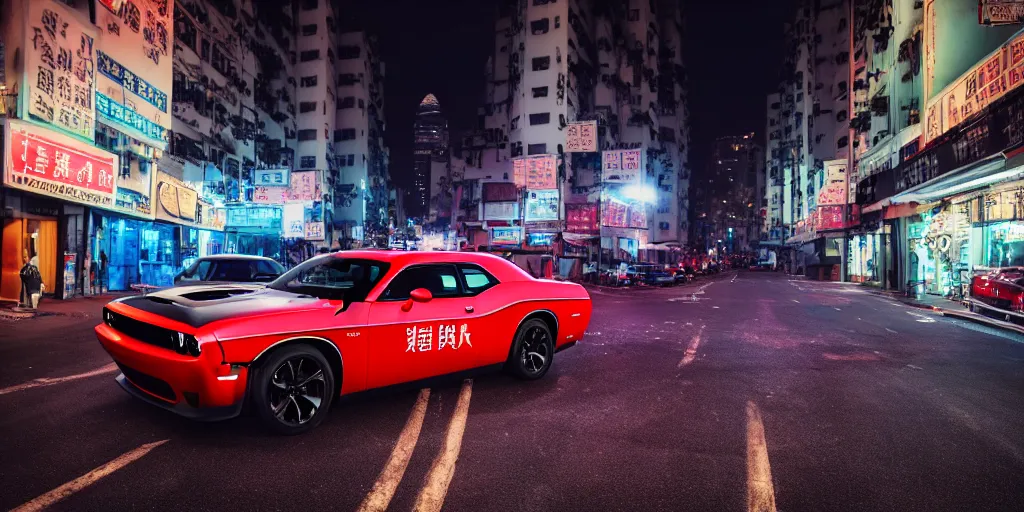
left=257, top=260, right=281, bottom=275
left=194, top=260, right=213, bottom=280
left=458, top=264, right=498, bottom=295
left=381, top=264, right=462, bottom=301
left=210, top=260, right=255, bottom=281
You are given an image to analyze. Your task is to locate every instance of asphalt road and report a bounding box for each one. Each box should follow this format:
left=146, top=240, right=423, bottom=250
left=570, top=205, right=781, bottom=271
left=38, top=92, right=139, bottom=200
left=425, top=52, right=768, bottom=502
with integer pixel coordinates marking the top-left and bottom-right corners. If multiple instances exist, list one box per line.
left=1, top=271, right=1023, bottom=512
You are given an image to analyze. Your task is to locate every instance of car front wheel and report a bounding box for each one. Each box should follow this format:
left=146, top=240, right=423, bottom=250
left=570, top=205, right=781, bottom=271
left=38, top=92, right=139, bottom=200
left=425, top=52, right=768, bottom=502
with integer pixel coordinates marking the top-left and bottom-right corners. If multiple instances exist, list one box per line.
left=507, top=319, right=554, bottom=380
left=252, top=344, right=335, bottom=435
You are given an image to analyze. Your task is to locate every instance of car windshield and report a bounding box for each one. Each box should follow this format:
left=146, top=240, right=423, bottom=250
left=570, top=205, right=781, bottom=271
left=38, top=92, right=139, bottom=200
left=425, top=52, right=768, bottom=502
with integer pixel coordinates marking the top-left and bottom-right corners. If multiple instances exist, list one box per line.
left=267, top=255, right=389, bottom=301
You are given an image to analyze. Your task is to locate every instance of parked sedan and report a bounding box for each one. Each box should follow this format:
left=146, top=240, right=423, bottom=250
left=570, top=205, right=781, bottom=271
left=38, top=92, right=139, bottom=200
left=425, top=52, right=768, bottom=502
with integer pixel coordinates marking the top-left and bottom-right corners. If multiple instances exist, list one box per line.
left=174, top=255, right=285, bottom=286
left=969, top=267, right=1024, bottom=316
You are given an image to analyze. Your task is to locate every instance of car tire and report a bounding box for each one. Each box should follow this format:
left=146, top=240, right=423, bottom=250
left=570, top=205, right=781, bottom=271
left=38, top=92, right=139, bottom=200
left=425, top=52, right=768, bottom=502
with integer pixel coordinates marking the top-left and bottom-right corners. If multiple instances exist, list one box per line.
left=252, top=344, right=335, bottom=435
left=506, top=318, right=554, bottom=381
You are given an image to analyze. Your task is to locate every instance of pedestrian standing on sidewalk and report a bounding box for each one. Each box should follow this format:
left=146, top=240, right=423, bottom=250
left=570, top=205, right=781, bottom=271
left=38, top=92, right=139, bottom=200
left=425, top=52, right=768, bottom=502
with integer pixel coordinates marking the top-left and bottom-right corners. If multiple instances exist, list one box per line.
left=99, top=250, right=108, bottom=294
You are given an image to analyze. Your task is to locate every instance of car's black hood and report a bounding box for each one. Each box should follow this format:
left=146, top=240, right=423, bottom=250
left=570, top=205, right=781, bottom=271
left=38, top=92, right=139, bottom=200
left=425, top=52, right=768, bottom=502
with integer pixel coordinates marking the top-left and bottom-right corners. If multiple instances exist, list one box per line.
left=114, top=284, right=322, bottom=329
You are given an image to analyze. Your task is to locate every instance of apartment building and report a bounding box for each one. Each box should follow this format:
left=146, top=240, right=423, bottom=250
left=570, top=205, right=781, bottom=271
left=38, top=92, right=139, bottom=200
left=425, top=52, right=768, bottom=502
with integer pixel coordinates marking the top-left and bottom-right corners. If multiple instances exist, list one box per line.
left=448, top=0, right=691, bottom=271
left=334, top=30, right=389, bottom=247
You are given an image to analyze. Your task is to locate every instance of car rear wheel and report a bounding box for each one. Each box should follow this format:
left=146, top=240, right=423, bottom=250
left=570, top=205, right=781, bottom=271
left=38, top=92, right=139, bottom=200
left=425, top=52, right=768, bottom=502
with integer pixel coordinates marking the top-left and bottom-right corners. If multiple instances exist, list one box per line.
left=507, top=319, right=554, bottom=380
left=253, top=344, right=335, bottom=435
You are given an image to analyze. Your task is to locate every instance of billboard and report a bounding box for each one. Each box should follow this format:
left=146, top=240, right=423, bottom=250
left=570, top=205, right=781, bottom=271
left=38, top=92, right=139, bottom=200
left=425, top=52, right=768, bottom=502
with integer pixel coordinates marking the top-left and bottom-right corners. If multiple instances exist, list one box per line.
left=566, top=203, right=599, bottom=235
left=252, top=170, right=321, bottom=204
left=525, top=189, right=559, bottom=221
left=512, top=155, right=557, bottom=189
left=283, top=202, right=305, bottom=238
left=816, top=160, right=848, bottom=207
left=154, top=171, right=223, bottom=230
left=26, top=0, right=99, bottom=140
left=565, top=121, right=597, bottom=152
left=254, top=168, right=290, bottom=187
left=304, top=222, right=324, bottom=241
left=979, top=1, right=1024, bottom=25
left=490, top=227, right=522, bottom=246
left=483, top=201, right=518, bottom=220
left=4, top=120, right=118, bottom=210
left=93, top=0, right=173, bottom=132
left=601, top=150, right=643, bottom=184
left=924, top=29, right=1024, bottom=143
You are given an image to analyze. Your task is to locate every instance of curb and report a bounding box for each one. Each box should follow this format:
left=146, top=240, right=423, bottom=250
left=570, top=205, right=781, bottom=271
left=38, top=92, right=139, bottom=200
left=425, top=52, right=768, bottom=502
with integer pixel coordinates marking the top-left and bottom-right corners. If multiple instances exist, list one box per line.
left=938, top=308, right=1024, bottom=336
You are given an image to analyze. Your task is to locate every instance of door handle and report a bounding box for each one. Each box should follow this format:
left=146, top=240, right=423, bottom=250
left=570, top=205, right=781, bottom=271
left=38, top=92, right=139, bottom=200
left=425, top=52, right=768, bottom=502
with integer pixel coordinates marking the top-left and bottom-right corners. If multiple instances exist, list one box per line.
left=465, top=306, right=474, bottom=313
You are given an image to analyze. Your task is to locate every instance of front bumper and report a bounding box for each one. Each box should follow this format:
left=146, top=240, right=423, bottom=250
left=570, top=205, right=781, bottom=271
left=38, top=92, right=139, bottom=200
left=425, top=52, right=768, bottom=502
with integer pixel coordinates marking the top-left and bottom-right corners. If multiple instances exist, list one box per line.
left=96, top=323, right=248, bottom=421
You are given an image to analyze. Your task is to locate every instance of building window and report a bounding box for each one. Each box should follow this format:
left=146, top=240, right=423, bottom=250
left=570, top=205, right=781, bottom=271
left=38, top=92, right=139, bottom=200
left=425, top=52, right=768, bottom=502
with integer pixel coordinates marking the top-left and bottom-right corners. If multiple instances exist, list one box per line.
left=300, top=156, right=317, bottom=169
left=301, top=0, right=317, bottom=10
left=529, top=113, right=550, bottom=125
left=530, top=18, right=550, bottom=35
left=200, top=39, right=210, bottom=62
left=628, top=9, right=639, bottom=21
left=527, top=143, right=547, bottom=155
left=338, top=96, right=355, bottom=109
left=339, top=128, right=356, bottom=141
left=510, top=116, right=520, bottom=130
left=346, top=154, right=355, bottom=166
left=358, top=98, right=365, bottom=109
left=300, top=75, right=318, bottom=87
left=532, top=86, right=549, bottom=98
left=300, top=50, right=320, bottom=62
left=338, top=45, right=361, bottom=59
left=301, top=24, right=317, bottom=36
left=532, top=56, right=551, bottom=71
left=299, top=101, right=317, bottom=113
left=659, top=126, right=676, bottom=142
left=298, top=129, right=317, bottom=141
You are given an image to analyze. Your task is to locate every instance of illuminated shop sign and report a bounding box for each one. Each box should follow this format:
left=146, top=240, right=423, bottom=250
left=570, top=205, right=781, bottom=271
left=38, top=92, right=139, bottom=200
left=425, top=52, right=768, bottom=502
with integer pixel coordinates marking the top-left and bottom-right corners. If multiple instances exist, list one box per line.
left=96, top=50, right=168, bottom=112
left=525, top=189, right=559, bottom=221
left=95, top=92, right=168, bottom=144
left=490, top=227, right=522, bottom=246
left=4, top=120, right=117, bottom=209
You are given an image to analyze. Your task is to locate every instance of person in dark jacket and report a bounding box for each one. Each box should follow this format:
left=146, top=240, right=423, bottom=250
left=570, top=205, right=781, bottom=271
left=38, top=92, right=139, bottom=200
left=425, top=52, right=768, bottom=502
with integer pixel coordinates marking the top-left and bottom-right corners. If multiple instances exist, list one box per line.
left=20, top=255, right=43, bottom=308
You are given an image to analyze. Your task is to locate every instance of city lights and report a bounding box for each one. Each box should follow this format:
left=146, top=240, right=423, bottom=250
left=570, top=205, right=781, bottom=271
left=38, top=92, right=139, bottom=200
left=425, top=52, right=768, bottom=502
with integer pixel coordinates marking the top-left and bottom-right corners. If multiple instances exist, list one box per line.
left=621, top=184, right=657, bottom=203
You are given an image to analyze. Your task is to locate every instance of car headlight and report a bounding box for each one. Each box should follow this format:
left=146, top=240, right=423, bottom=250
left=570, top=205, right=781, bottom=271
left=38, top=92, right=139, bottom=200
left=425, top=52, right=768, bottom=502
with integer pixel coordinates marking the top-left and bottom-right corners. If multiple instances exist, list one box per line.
left=177, top=332, right=201, bottom=357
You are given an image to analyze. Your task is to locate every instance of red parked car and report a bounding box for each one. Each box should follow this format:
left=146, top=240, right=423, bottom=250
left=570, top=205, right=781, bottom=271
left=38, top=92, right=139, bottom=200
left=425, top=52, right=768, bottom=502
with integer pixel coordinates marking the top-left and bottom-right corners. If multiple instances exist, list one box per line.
left=96, top=251, right=592, bottom=434
left=969, top=267, right=1024, bottom=315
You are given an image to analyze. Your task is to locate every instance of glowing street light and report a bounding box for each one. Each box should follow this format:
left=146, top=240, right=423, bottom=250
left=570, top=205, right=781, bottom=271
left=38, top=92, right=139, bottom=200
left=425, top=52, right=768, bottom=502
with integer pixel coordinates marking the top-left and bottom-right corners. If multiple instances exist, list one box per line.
left=622, top=184, right=657, bottom=203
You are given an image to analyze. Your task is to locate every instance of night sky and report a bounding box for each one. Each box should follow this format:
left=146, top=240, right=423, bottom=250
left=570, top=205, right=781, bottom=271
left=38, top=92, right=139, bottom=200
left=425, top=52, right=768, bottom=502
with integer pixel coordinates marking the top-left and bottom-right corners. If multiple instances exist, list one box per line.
left=346, top=0, right=795, bottom=188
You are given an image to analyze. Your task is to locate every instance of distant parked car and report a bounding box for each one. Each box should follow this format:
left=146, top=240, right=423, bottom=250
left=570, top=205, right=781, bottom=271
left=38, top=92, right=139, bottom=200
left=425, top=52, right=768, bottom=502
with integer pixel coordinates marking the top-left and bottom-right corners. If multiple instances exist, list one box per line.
left=969, top=267, right=1024, bottom=316
left=174, top=255, right=285, bottom=286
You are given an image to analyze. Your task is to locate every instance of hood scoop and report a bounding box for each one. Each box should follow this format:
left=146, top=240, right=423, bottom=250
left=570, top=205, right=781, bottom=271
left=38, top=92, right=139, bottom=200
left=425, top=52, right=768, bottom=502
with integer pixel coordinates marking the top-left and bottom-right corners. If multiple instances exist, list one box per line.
left=144, top=296, right=178, bottom=305
left=179, top=289, right=258, bottom=302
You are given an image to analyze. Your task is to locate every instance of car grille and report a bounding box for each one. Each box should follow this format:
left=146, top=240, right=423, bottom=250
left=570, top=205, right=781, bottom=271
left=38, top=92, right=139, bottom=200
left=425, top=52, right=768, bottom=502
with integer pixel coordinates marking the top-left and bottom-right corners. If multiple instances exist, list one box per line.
left=117, top=362, right=176, bottom=402
left=103, top=308, right=179, bottom=352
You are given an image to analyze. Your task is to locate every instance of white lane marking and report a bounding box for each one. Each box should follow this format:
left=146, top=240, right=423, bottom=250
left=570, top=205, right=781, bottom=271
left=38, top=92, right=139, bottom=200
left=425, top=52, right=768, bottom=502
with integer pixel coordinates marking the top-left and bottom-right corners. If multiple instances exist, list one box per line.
left=712, top=306, right=720, bottom=309
left=791, top=300, right=800, bottom=304
left=731, top=274, right=738, bottom=283
left=885, top=328, right=898, bottom=334
left=746, top=401, right=777, bottom=512
left=0, top=362, right=118, bottom=396
left=678, top=325, right=706, bottom=368
left=357, top=389, right=431, bottom=512
left=12, top=440, right=169, bottom=512
left=413, top=380, right=473, bottom=512
left=833, top=308, right=842, bottom=311
left=907, top=311, right=936, bottom=323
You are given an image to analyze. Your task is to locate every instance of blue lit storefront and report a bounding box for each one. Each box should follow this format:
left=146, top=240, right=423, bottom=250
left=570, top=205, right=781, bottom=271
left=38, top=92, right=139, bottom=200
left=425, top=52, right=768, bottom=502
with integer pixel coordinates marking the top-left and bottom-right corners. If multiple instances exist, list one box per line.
left=224, top=205, right=283, bottom=263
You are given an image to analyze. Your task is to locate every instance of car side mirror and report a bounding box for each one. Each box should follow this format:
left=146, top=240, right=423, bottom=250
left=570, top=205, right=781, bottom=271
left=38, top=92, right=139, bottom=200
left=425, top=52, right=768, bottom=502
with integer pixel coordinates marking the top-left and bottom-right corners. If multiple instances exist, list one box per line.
left=401, top=288, right=433, bottom=312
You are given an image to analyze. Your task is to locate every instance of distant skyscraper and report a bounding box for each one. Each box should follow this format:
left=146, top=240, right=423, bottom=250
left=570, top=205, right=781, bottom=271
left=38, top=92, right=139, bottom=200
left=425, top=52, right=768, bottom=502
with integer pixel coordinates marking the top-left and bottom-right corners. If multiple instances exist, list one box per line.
left=411, top=94, right=448, bottom=218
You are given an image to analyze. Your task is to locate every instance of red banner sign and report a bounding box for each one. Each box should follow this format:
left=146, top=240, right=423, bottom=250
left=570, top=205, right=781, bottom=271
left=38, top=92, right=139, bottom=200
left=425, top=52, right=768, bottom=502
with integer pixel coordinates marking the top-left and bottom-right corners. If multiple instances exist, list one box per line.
left=566, top=203, right=599, bottom=234
left=4, top=121, right=118, bottom=209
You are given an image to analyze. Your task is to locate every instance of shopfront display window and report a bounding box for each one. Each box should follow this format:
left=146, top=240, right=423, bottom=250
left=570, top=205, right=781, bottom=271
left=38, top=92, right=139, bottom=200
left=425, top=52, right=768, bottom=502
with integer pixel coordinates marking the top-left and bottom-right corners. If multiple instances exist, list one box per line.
left=848, top=234, right=879, bottom=283
left=180, top=227, right=225, bottom=272
left=95, top=215, right=179, bottom=291
left=983, top=222, right=1024, bottom=267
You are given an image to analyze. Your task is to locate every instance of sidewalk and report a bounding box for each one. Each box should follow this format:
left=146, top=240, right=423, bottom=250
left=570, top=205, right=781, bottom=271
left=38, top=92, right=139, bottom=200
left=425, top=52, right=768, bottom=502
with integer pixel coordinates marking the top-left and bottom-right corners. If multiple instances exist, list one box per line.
left=866, top=287, right=1024, bottom=336
left=0, top=293, right=131, bottom=321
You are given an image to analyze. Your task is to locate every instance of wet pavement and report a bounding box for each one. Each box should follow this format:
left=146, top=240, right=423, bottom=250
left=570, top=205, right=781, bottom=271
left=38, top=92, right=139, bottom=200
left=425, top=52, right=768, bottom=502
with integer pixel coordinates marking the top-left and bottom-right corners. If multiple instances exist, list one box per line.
left=1, top=271, right=1023, bottom=511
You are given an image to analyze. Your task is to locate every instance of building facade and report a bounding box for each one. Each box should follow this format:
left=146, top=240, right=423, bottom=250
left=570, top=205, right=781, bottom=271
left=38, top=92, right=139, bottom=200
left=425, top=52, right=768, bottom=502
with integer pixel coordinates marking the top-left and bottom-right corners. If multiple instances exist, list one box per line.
left=445, top=0, right=691, bottom=275
left=0, top=0, right=390, bottom=302
left=411, top=93, right=448, bottom=222
left=696, top=134, right=762, bottom=255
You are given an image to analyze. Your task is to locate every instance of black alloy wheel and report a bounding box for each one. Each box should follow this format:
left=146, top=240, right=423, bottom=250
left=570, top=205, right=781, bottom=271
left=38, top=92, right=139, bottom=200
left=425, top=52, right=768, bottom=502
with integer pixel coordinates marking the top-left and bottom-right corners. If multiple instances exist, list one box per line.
left=254, top=344, right=335, bottom=435
left=507, top=318, right=554, bottom=380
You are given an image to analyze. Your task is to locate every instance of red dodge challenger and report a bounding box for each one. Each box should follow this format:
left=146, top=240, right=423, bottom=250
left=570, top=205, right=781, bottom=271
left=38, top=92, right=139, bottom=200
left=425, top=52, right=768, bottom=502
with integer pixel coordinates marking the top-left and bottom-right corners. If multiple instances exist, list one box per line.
left=96, top=251, right=592, bottom=434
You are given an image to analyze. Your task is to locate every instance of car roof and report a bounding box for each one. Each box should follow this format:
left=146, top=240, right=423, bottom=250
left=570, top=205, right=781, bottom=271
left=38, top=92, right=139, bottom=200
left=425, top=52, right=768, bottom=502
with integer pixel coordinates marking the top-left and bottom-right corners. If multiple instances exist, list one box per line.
left=326, top=250, right=534, bottom=282
left=198, top=254, right=277, bottom=261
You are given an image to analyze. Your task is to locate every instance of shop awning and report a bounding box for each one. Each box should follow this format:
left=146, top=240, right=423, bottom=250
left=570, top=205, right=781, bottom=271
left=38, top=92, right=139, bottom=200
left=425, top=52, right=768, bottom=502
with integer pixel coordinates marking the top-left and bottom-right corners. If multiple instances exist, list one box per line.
left=890, top=154, right=1012, bottom=205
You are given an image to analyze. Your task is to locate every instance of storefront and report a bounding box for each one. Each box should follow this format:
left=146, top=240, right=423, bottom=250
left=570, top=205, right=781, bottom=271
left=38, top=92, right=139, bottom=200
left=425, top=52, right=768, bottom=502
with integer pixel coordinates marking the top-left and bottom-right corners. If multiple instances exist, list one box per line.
left=153, top=170, right=226, bottom=277
left=3, top=120, right=123, bottom=300
left=903, top=202, right=972, bottom=297
left=224, top=204, right=283, bottom=262
left=91, top=213, right=176, bottom=290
